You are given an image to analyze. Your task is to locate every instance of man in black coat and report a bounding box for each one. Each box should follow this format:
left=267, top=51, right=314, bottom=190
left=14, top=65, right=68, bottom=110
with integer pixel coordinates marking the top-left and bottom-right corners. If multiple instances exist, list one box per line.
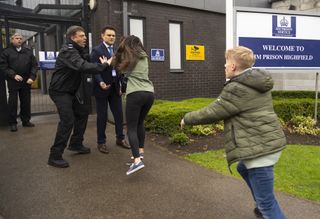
left=0, top=33, right=38, bottom=132
left=48, top=26, right=111, bottom=168
left=91, top=25, right=130, bottom=154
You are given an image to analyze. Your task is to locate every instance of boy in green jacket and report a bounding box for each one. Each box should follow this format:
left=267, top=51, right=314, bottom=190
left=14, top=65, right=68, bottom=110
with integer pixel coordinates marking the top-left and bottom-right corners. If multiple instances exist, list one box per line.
left=181, top=46, right=286, bottom=219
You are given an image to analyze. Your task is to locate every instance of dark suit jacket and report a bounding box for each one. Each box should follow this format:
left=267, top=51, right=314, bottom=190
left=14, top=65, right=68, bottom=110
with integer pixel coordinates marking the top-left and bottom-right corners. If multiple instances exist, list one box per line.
left=90, top=43, right=121, bottom=98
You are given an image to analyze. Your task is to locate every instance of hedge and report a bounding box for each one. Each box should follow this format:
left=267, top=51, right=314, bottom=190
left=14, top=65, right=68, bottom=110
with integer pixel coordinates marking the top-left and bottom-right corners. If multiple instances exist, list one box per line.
left=273, top=98, right=319, bottom=121
left=145, top=97, right=320, bottom=135
left=272, top=91, right=317, bottom=99
left=145, top=98, right=212, bottom=135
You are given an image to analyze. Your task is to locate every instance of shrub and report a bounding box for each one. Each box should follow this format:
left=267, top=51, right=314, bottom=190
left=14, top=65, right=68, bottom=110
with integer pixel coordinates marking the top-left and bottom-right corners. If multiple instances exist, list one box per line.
left=290, top=116, right=320, bottom=135
left=188, top=122, right=224, bottom=136
left=170, top=132, right=189, bottom=145
left=144, top=97, right=319, bottom=136
left=272, top=91, right=316, bottom=99
left=273, top=98, right=319, bottom=122
left=278, top=118, right=286, bottom=128
left=190, top=125, right=216, bottom=136
left=145, top=98, right=213, bottom=135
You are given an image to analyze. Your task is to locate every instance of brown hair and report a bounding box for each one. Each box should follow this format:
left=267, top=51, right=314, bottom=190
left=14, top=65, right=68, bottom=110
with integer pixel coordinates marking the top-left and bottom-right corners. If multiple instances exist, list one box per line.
left=113, top=35, right=146, bottom=72
left=101, top=25, right=117, bottom=34
left=66, top=25, right=85, bottom=40
left=225, top=46, right=255, bottom=70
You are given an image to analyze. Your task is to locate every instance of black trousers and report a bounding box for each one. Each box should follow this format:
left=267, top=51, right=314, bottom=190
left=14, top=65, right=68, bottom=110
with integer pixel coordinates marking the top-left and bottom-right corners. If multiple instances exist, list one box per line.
left=49, top=93, right=89, bottom=157
left=95, top=84, right=124, bottom=144
left=7, top=81, right=31, bottom=125
left=126, top=91, right=154, bottom=158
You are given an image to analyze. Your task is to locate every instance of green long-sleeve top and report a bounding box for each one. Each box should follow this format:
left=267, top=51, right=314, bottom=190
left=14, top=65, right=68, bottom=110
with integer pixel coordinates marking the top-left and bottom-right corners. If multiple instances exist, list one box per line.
left=124, top=52, right=154, bottom=95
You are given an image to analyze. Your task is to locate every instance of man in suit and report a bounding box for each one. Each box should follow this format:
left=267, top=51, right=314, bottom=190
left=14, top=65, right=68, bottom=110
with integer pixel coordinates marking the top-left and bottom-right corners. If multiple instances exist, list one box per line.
left=0, top=33, right=38, bottom=132
left=91, top=25, right=130, bottom=154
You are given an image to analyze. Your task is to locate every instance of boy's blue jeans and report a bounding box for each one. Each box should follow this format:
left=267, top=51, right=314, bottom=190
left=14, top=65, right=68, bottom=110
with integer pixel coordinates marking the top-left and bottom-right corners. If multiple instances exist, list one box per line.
left=237, top=161, right=286, bottom=219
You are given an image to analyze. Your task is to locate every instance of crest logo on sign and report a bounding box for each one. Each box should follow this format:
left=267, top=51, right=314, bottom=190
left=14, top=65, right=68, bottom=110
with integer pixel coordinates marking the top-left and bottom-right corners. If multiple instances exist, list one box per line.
left=272, top=15, right=296, bottom=37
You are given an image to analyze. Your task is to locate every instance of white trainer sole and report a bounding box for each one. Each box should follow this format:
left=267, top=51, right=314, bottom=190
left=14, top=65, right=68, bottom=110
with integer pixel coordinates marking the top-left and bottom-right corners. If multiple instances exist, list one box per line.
left=126, top=164, right=145, bottom=175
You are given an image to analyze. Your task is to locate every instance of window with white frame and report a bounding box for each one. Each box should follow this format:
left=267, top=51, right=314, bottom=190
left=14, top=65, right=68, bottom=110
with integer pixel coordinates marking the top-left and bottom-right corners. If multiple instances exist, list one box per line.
left=169, top=22, right=182, bottom=70
left=129, top=18, right=144, bottom=44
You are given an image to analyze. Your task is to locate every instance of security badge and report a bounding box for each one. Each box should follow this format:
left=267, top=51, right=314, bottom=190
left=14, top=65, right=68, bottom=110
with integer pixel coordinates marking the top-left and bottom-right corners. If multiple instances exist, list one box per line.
left=112, top=69, right=117, bottom=77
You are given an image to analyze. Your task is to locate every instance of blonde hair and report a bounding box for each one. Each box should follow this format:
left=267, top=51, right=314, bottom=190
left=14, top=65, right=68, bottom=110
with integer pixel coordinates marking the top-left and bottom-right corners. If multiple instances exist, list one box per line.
left=11, top=33, right=22, bottom=40
left=225, top=46, right=255, bottom=70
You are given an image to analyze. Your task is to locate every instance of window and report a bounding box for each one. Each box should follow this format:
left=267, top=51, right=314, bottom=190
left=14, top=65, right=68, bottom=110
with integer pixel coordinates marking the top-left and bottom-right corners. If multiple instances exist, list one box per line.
left=169, top=22, right=182, bottom=71
left=129, top=18, right=144, bottom=44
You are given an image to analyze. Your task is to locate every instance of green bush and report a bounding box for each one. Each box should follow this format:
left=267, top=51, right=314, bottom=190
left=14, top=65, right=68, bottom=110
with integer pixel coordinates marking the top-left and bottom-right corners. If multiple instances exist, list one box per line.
left=278, top=118, right=286, bottom=128
left=190, top=125, right=216, bottom=136
left=189, top=122, right=224, bottom=136
left=145, top=98, right=213, bottom=135
left=272, top=90, right=316, bottom=99
left=170, top=132, right=189, bottom=145
left=290, top=116, right=320, bottom=135
left=273, top=98, right=319, bottom=121
left=145, top=97, right=319, bottom=136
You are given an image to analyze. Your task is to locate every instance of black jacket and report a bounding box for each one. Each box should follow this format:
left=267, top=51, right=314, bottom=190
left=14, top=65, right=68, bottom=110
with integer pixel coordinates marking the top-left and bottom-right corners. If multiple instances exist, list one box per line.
left=0, top=44, right=38, bottom=81
left=49, top=41, right=108, bottom=97
left=90, top=43, right=121, bottom=98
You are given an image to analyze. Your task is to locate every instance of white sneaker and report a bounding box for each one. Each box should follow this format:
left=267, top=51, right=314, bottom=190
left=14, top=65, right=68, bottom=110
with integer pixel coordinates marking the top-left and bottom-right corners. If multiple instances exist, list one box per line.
left=126, top=161, right=145, bottom=175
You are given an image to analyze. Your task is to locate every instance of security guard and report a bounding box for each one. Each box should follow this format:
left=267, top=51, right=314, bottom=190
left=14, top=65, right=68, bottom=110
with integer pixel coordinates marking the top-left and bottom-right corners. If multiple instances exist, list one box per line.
left=48, top=26, right=112, bottom=168
left=0, top=33, right=38, bottom=132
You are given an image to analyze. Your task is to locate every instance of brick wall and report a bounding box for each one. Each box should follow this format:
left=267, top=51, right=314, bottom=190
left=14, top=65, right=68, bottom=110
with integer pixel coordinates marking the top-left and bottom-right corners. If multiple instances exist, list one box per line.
left=91, top=0, right=226, bottom=100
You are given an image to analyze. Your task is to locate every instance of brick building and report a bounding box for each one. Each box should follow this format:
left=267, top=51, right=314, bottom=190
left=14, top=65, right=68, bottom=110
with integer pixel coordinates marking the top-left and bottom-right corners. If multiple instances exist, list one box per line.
left=89, top=0, right=226, bottom=100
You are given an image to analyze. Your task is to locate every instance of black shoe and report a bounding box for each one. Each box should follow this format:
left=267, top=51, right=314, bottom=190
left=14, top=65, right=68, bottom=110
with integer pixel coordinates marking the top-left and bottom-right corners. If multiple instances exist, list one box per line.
left=22, top=121, right=35, bottom=127
left=254, top=207, right=263, bottom=218
left=10, top=124, right=17, bottom=132
left=67, top=145, right=91, bottom=154
left=48, top=156, right=69, bottom=168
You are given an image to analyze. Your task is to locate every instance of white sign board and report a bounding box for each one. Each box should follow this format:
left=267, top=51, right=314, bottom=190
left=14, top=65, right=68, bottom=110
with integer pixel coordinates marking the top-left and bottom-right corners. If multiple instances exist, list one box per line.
left=236, top=8, right=320, bottom=69
left=39, top=51, right=59, bottom=70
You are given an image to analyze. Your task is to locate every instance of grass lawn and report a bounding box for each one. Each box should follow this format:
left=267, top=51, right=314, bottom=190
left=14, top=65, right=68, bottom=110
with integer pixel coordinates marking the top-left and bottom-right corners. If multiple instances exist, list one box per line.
left=185, top=145, right=320, bottom=202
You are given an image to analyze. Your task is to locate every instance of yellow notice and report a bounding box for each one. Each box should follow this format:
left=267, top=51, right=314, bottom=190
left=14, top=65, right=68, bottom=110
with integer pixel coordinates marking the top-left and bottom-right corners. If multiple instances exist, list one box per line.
left=186, top=45, right=205, bottom=60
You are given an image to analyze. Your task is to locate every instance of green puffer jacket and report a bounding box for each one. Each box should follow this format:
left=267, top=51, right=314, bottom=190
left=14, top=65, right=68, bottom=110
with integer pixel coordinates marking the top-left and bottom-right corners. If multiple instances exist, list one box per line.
left=184, top=68, right=286, bottom=167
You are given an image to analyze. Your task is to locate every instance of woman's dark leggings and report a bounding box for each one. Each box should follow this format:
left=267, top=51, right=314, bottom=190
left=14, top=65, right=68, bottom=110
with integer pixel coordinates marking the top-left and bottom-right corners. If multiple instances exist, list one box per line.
left=126, top=91, right=154, bottom=158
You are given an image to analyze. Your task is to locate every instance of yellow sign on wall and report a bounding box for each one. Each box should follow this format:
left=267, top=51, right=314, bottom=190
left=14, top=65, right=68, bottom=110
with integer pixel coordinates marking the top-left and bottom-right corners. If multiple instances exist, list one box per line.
left=186, top=45, right=205, bottom=60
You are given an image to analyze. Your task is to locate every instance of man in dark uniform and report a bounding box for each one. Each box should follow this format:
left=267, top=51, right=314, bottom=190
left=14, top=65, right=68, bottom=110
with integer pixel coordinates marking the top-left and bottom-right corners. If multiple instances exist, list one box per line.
left=91, top=25, right=130, bottom=154
left=0, top=33, right=38, bottom=132
left=48, top=26, right=111, bottom=168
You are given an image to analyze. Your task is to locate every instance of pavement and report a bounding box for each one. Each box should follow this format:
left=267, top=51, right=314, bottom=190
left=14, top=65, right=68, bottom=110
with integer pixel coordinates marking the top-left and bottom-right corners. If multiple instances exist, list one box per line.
left=0, top=114, right=319, bottom=219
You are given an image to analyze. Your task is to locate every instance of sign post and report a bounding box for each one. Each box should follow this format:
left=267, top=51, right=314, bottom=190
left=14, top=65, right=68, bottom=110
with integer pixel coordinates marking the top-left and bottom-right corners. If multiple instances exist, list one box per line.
left=39, top=51, right=58, bottom=94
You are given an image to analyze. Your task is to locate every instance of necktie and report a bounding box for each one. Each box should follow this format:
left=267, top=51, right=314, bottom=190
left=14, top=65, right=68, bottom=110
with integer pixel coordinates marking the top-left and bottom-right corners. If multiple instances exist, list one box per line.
left=108, top=46, right=116, bottom=77
left=108, top=46, right=113, bottom=56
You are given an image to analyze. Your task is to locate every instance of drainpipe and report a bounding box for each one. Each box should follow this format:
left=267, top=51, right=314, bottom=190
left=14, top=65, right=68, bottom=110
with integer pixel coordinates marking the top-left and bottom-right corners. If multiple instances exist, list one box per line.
left=55, top=0, right=63, bottom=49
left=4, top=17, right=10, bottom=47
left=39, top=32, right=47, bottom=94
left=123, top=0, right=128, bottom=36
left=0, top=22, right=3, bottom=51
left=0, top=20, right=8, bottom=126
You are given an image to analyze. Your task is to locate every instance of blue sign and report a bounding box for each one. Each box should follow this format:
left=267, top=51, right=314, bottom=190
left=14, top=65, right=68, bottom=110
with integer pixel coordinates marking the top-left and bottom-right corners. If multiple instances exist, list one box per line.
left=39, top=62, right=56, bottom=70
left=39, top=51, right=58, bottom=70
left=239, top=37, right=320, bottom=68
left=151, top=49, right=165, bottom=61
left=272, top=15, right=296, bottom=37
